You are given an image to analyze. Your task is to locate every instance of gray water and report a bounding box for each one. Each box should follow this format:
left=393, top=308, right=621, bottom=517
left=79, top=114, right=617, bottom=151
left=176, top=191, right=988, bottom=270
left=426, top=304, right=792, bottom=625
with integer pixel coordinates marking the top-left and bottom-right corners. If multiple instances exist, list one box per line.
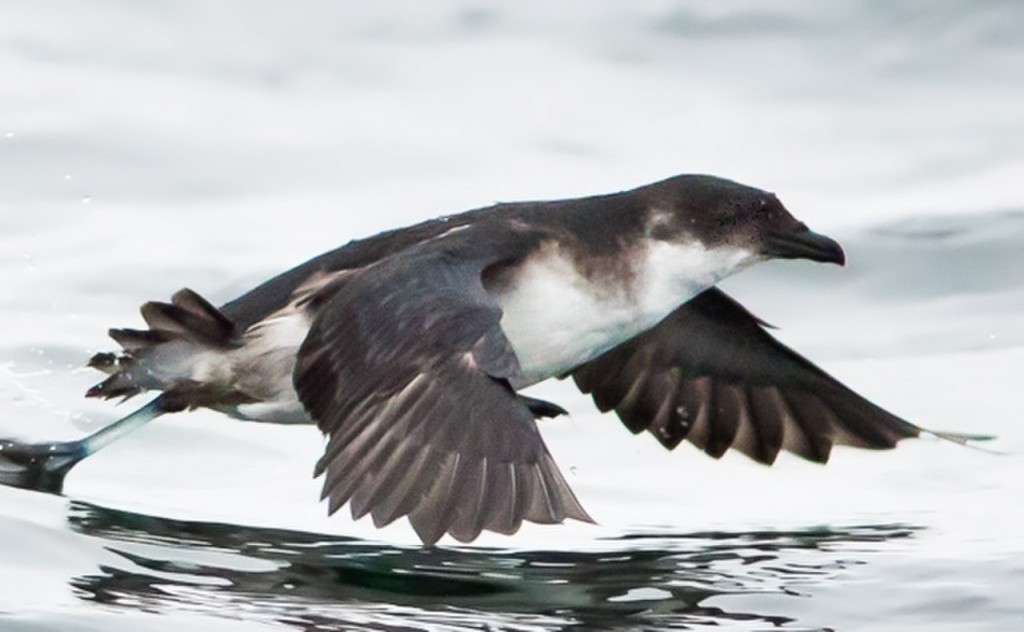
left=1, top=2, right=1022, bottom=630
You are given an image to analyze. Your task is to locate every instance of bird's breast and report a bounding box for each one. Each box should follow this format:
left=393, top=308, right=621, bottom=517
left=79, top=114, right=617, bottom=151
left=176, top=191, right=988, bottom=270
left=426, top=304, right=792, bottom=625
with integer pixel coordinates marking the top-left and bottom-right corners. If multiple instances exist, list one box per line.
left=493, top=240, right=755, bottom=386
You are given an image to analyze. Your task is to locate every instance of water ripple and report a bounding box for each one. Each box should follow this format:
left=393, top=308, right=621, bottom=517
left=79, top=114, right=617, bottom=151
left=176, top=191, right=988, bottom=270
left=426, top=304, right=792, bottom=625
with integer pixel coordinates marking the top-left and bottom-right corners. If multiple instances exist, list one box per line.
left=67, top=501, right=917, bottom=630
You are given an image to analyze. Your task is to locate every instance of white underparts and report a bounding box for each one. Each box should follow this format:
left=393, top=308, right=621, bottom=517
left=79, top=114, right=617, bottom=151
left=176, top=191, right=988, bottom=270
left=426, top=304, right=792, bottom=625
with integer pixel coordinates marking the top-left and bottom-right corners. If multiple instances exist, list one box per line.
left=219, top=272, right=347, bottom=422
left=229, top=307, right=314, bottom=421
left=495, top=240, right=756, bottom=386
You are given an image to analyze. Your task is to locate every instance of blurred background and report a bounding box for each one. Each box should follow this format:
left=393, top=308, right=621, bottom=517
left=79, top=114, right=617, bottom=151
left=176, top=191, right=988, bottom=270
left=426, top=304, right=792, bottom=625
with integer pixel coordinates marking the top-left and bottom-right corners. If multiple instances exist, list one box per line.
left=1, top=2, right=1022, bottom=630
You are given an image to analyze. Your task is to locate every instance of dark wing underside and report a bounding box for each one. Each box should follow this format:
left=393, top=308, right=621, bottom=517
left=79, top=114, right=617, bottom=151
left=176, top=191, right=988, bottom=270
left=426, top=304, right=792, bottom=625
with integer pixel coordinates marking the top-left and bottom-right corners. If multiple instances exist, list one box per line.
left=571, top=288, right=923, bottom=465
left=294, top=227, right=590, bottom=545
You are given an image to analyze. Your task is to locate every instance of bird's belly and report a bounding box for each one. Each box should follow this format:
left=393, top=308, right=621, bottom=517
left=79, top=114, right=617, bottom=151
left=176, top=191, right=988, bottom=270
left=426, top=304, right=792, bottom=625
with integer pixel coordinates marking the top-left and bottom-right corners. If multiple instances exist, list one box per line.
left=226, top=307, right=313, bottom=423
left=498, top=298, right=650, bottom=386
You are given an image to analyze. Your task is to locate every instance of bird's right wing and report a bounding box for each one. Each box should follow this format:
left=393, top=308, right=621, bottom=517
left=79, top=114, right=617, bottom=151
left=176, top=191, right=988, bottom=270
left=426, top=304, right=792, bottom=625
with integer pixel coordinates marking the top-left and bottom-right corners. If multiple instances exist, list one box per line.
left=571, top=288, right=928, bottom=464
left=294, top=227, right=590, bottom=545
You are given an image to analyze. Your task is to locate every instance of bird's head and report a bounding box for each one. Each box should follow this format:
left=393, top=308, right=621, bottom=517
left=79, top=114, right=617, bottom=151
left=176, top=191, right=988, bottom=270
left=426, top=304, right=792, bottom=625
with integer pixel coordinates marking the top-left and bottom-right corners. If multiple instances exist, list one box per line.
left=641, top=174, right=846, bottom=267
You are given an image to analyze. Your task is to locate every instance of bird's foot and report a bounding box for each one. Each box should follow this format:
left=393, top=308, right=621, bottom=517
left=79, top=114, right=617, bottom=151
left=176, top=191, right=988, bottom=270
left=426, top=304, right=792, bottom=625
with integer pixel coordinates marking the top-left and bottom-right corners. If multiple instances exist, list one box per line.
left=520, top=395, right=569, bottom=419
left=0, top=438, right=86, bottom=494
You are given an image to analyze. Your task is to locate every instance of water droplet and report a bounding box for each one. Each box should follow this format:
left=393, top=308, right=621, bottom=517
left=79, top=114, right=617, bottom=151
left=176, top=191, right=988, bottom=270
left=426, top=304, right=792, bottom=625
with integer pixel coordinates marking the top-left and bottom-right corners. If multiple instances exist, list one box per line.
left=4, top=131, right=13, bottom=139
left=81, top=195, right=92, bottom=204
left=63, top=174, right=73, bottom=181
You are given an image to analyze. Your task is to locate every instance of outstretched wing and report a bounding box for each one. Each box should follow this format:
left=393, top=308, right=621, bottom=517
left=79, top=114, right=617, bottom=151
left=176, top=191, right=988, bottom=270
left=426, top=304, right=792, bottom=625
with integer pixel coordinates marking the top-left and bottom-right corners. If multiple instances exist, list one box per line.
left=571, top=288, right=922, bottom=465
left=294, top=230, right=591, bottom=545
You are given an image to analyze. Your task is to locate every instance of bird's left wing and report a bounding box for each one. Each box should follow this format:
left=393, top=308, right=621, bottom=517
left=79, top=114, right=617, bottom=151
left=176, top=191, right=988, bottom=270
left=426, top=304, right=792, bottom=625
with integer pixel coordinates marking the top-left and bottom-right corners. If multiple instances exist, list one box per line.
left=569, top=288, right=926, bottom=465
left=294, top=228, right=591, bottom=545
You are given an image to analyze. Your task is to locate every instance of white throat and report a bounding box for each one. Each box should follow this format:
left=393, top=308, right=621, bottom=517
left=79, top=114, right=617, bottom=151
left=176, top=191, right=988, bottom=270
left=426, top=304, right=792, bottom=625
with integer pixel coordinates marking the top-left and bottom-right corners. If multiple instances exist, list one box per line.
left=638, top=239, right=756, bottom=317
left=495, top=240, right=756, bottom=386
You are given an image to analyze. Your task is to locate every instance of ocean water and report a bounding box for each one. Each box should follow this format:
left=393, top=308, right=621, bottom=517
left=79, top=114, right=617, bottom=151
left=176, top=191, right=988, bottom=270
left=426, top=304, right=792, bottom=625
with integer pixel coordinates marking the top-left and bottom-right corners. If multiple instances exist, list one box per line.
left=1, top=1, right=1022, bottom=630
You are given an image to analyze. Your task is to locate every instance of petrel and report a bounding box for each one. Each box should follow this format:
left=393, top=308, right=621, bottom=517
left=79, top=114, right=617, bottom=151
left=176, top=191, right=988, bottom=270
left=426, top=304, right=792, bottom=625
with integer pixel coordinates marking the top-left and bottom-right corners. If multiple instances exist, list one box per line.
left=0, top=175, right=984, bottom=545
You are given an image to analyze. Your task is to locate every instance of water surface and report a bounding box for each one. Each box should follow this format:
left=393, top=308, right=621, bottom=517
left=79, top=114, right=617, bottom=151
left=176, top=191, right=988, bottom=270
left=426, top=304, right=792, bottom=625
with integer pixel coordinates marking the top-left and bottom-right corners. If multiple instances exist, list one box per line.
left=1, top=2, right=1022, bottom=630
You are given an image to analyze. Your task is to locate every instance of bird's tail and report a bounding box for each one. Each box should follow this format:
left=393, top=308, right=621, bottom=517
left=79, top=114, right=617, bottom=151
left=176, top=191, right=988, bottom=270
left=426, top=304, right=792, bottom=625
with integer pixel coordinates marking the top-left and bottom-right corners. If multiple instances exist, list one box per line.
left=86, top=288, right=235, bottom=401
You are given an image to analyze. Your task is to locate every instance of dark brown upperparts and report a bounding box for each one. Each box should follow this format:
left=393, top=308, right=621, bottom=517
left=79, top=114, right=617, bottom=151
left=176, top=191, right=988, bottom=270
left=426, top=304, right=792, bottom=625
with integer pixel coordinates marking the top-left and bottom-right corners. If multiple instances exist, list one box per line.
left=216, top=174, right=837, bottom=332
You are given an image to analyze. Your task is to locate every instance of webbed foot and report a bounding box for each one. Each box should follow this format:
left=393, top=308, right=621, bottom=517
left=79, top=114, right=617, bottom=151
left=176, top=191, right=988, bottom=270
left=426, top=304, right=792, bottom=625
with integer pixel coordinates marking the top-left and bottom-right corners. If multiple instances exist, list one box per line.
left=0, top=438, right=86, bottom=494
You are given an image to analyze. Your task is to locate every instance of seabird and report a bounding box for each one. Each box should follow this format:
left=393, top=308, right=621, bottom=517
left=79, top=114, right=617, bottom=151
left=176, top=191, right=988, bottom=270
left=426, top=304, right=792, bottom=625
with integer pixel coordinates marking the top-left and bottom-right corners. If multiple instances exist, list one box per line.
left=0, top=174, right=986, bottom=545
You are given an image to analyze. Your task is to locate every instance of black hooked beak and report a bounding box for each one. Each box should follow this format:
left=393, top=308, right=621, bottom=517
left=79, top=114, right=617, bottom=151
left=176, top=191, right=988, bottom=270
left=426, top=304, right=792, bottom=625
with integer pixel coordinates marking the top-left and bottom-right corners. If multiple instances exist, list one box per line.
left=763, top=223, right=846, bottom=266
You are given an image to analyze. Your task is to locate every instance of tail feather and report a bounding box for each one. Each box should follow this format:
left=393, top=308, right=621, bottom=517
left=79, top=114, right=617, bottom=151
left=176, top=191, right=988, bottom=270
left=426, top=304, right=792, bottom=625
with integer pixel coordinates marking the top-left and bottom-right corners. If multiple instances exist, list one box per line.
left=135, top=287, right=233, bottom=347
left=171, top=288, right=234, bottom=336
left=85, top=376, right=142, bottom=400
left=86, top=352, right=142, bottom=399
left=87, top=351, right=119, bottom=374
left=108, top=328, right=170, bottom=351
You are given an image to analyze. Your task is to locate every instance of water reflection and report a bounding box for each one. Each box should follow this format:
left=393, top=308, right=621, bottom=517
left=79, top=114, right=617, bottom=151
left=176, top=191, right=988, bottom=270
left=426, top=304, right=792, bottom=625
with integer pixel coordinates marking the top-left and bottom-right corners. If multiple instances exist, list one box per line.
left=67, top=501, right=917, bottom=630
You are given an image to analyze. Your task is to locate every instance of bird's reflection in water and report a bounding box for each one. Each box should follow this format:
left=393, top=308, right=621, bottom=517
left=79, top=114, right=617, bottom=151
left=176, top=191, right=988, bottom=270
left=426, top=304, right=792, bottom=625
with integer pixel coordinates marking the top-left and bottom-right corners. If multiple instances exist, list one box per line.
left=66, top=501, right=917, bottom=630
